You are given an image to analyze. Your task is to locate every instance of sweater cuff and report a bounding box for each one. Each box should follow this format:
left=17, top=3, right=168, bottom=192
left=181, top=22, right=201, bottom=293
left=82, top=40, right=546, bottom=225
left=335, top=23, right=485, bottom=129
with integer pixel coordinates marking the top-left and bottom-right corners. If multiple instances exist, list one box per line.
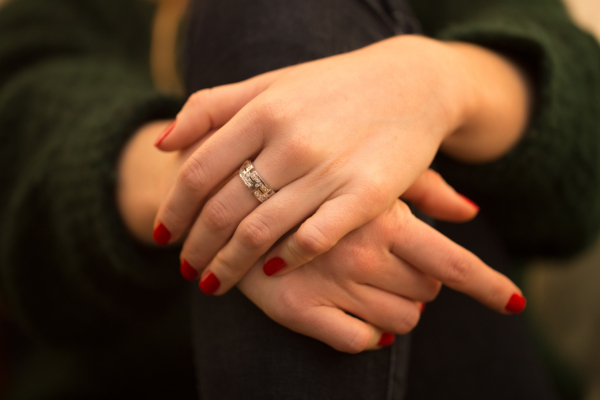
left=43, top=61, right=185, bottom=291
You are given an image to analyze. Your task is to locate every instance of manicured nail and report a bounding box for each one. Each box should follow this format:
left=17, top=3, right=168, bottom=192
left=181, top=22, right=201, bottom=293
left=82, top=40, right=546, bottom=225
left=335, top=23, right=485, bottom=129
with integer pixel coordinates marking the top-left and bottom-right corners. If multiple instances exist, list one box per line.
left=378, top=332, right=395, bottom=347
left=458, top=194, right=480, bottom=211
left=199, top=272, right=220, bottom=295
left=420, top=303, right=426, bottom=313
left=180, top=260, right=198, bottom=281
left=153, top=223, right=171, bottom=246
left=263, top=257, right=287, bottom=276
left=505, top=293, right=527, bottom=314
left=154, top=121, right=176, bottom=147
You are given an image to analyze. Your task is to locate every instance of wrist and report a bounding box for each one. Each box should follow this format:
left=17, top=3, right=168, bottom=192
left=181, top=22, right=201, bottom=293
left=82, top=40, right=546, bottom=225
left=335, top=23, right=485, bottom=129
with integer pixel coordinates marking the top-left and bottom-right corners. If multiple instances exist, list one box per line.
left=439, top=41, right=532, bottom=163
left=376, top=35, right=479, bottom=147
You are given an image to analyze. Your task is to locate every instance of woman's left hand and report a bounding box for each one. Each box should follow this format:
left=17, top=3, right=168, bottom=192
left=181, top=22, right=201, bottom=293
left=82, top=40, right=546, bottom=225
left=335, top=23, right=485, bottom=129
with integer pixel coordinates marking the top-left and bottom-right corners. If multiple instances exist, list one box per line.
left=154, top=35, right=530, bottom=295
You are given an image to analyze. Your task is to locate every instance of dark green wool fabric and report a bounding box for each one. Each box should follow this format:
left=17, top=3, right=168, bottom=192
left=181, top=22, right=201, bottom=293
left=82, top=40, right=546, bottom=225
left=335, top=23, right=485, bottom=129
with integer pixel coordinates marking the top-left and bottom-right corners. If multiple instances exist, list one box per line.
left=0, top=0, right=599, bottom=398
left=409, top=0, right=600, bottom=256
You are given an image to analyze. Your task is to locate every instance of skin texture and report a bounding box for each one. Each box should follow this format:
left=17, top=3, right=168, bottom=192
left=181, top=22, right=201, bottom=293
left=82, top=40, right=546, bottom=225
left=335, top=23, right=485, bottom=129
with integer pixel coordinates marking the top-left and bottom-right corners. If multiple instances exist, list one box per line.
left=117, top=121, right=524, bottom=352
left=152, top=36, right=531, bottom=297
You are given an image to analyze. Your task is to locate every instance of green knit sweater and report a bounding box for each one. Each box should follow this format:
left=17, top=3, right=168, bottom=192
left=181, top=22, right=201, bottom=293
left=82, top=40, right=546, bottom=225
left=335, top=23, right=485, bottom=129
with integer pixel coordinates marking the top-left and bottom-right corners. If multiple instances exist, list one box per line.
left=0, top=0, right=598, bottom=398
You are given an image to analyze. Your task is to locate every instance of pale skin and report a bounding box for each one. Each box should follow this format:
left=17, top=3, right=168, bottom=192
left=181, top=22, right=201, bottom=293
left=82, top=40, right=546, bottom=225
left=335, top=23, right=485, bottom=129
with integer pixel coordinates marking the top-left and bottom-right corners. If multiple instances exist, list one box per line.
left=150, top=36, right=531, bottom=297
left=118, top=121, right=522, bottom=352
left=118, top=35, right=530, bottom=352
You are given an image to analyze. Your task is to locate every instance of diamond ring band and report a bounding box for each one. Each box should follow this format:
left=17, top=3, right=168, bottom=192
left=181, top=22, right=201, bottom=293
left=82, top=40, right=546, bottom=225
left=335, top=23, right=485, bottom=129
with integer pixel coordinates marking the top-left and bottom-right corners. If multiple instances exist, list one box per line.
left=239, top=160, right=275, bottom=203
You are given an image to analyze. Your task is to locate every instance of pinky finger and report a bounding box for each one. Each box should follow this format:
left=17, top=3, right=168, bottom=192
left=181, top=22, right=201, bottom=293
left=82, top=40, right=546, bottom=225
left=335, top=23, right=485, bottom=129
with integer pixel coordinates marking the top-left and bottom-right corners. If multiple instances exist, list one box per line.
left=289, top=306, right=395, bottom=353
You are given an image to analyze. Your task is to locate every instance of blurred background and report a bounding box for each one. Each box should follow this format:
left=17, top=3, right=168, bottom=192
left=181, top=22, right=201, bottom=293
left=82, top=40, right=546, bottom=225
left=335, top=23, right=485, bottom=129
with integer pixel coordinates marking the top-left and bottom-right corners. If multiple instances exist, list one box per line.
left=522, top=2, right=600, bottom=400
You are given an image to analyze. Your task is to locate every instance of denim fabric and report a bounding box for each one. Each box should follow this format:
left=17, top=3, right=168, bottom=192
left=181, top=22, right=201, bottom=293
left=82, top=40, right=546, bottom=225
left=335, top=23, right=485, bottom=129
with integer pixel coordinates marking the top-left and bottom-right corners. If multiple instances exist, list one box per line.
left=182, top=1, right=560, bottom=399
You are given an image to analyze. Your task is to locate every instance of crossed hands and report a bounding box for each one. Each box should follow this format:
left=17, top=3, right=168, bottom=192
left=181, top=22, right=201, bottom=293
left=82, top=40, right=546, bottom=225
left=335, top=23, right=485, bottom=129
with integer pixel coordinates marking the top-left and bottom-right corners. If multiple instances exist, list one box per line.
left=120, top=36, right=528, bottom=352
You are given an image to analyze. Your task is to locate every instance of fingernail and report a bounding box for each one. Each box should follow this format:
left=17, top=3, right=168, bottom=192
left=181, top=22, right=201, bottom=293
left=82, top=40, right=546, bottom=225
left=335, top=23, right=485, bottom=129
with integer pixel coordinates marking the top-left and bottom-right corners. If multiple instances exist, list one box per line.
left=153, top=223, right=171, bottom=246
left=263, top=257, right=287, bottom=276
left=505, top=293, right=527, bottom=314
left=180, top=260, right=198, bottom=281
left=420, top=303, right=426, bottom=313
left=199, top=272, right=220, bottom=295
left=458, top=194, right=480, bottom=211
left=154, top=121, right=176, bottom=147
left=378, top=332, right=395, bottom=347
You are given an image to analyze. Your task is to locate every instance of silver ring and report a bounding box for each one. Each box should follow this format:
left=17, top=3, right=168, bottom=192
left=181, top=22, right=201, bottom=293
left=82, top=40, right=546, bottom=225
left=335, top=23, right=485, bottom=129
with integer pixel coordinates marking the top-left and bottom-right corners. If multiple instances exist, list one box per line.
left=239, top=160, right=276, bottom=203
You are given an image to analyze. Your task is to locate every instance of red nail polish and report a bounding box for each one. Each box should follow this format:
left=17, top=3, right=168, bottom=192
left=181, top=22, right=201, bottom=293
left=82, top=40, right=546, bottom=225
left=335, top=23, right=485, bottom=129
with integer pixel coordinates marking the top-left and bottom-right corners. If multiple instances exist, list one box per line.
left=180, top=260, right=198, bottom=281
left=378, top=332, right=395, bottom=347
left=420, top=303, right=426, bottom=313
left=263, top=257, right=287, bottom=276
left=199, top=272, right=220, bottom=295
left=153, top=223, right=171, bottom=246
left=154, top=121, right=176, bottom=147
left=458, top=194, right=480, bottom=211
left=505, top=293, right=527, bottom=314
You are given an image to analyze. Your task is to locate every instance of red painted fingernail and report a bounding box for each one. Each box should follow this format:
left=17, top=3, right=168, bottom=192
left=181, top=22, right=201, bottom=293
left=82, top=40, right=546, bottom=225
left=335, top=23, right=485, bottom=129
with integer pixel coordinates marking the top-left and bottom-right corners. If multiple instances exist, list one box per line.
left=153, top=223, right=171, bottom=246
left=263, top=257, right=287, bottom=276
left=154, top=121, right=176, bottom=147
left=378, top=332, right=395, bottom=347
left=180, top=260, right=198, bottom=281
left=505, top=293, right=527, bottom=314
left=199, top=272, right=220, bottom=295
left=458, top=194, right=480, bottom=211
left=420, top=303, right=426, bottom=313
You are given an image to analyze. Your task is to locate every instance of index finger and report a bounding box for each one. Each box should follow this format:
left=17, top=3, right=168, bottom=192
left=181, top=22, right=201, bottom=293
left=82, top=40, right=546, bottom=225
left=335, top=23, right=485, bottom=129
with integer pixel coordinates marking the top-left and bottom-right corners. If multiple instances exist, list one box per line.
left=390, top=214, right=526, bottom=314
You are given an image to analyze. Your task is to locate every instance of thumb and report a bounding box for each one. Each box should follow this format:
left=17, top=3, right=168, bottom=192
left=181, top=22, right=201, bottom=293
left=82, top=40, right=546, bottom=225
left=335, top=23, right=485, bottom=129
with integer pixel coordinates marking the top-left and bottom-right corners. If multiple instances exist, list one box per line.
left=155, top=69, right=286, bottom=151
left=401, top=169, right=479, bottom=222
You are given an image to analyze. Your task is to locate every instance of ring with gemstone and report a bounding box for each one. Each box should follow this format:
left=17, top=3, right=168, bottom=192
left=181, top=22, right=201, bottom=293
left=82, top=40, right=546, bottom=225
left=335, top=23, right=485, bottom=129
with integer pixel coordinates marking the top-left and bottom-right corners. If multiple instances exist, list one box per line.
left=239, top=160, right=276, bottom=203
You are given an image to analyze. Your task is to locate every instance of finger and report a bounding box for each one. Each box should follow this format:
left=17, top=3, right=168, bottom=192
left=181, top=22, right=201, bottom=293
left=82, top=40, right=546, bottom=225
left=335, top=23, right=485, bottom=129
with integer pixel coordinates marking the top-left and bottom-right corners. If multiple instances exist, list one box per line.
left=239, top=261, right=394, bottom=353
left=390, top=212, right=526, bottom=314
left=296, top=306, right=395, bottom=353
left=344, top=284, right=422, bottom=335
left=178, top=151, right=313, bottom=281
left=155, top=69, right=285, bottom=151
left=354, top=255, right=442, bottom=302
left=401, top=169, right=479, bottom=222
left=152, top=102, right=269, bottom=244
left=262, top=192, right=387, bottom=277
left=196, top=172, right=335, bottom=294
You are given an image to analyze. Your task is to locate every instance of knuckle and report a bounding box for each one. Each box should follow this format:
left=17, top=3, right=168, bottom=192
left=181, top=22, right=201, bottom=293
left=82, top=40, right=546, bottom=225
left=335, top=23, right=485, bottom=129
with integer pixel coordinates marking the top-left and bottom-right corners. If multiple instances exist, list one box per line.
left=342, top=328, right=370, bottom=354
left=270, top=287, right=305, bottom=324
left=160, top=201, right=189, bottom=231
left=443, top=254, right=472, bottom=287
left=254, top=98, right=288, bottom=127
left=356, top=175, right=388, bottom=206
left=237, top=216, right=275, bottom=250
left=180, top=155, right=210, bottom=193
left=211, top=252, right=241, bottom=281
left=282, top=135, right=313, bottom=165
left=296, top=224, right=335, bottom=257
left=188, top=89, right=210, bottom=109
left=346, top=245, right=379, bottom=276
left=202, top=198, right=233, bottom=232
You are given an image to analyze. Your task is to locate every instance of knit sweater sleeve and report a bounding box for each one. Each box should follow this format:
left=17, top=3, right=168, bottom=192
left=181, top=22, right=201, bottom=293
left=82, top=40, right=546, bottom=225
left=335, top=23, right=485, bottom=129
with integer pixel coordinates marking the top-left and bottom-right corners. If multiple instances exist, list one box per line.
left=0, top=0, right=185, bottom=344
left=408, top=0, right=600, bottom=257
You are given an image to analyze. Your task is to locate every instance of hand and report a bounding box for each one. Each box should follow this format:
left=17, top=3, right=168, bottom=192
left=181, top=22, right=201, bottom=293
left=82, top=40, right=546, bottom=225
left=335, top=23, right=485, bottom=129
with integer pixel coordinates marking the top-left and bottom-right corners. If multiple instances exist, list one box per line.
left=117, top=127, right=525, bottom=353
left=238, top=195, right=524, bottom=353
left=116, top=120, right=218, bottom=244
left=153, top=35, right=531, bottom=295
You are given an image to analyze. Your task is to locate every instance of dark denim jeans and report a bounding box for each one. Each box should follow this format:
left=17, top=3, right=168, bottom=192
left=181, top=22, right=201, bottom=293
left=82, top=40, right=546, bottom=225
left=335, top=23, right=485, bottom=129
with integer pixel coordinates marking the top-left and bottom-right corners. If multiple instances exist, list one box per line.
left=182, top=0, right=560, bottom=399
